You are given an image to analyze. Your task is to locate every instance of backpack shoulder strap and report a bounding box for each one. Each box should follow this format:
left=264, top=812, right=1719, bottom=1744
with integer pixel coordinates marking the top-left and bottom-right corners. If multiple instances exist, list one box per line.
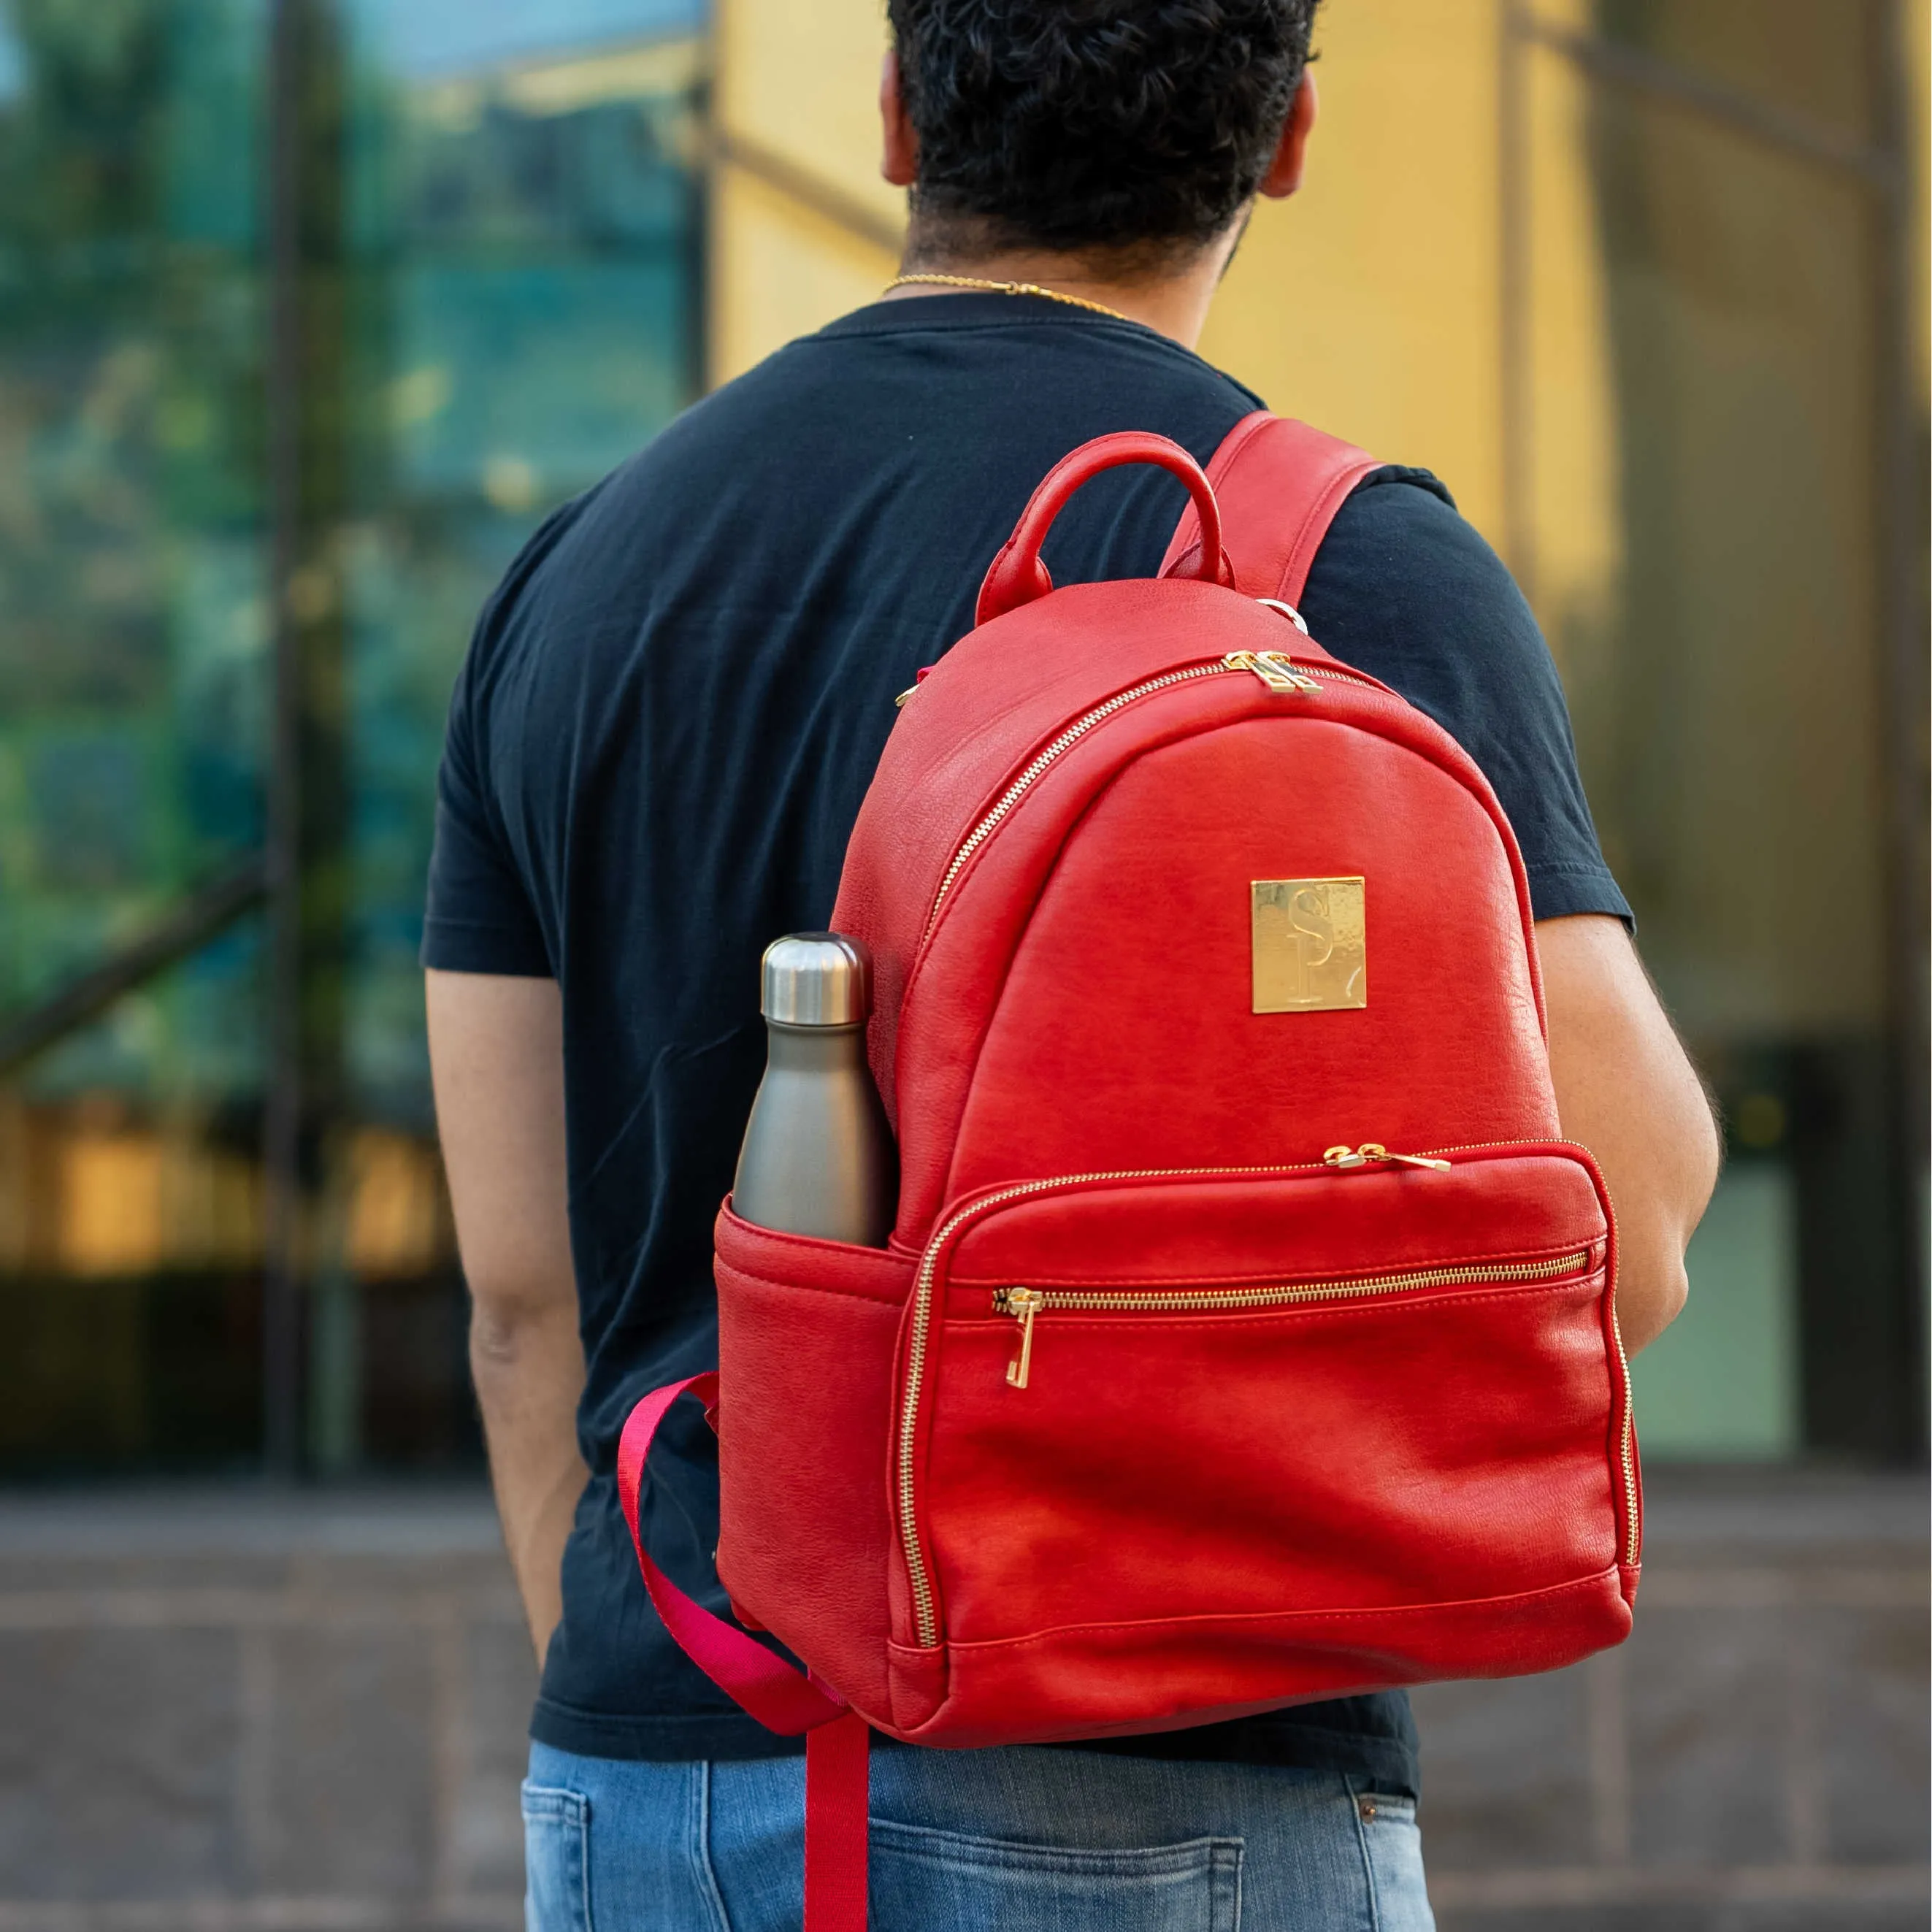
left=1159, top=410, right=1382, bottom=621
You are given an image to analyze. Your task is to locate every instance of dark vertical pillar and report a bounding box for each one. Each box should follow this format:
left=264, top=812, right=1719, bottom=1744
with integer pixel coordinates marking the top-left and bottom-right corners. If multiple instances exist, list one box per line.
left=1783, top=0, right=1924, bottom=1465
left=1790, top=1040, right=1922, bottom=1459
left=1860, top=0, right=1928, bottom=1460
left=264, top=0, right=350, bottom=1478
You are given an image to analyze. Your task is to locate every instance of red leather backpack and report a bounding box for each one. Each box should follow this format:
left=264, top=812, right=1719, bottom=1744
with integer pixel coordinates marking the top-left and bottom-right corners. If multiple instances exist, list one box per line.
left=619, top=415, right=1641, bottom=1929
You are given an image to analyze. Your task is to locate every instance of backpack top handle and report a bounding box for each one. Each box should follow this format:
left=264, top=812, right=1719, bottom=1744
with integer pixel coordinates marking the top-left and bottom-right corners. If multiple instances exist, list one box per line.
left=975, top=431, right=1234, bottom=626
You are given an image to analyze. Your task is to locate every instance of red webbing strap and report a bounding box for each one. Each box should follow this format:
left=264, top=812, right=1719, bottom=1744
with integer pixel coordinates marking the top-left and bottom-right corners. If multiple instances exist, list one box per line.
left=618, top=1376, right=871, bottom=1930
left=617, top=1375, right=843, bottom=1733
left=1159, top=410, right=1383, bottom=616
left=805, top=1712, right=871, bottom=1932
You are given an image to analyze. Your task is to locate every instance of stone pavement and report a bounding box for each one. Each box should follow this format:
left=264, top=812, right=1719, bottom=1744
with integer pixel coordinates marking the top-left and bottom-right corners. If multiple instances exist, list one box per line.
left=0, top=1469, right=1922, bottom=1931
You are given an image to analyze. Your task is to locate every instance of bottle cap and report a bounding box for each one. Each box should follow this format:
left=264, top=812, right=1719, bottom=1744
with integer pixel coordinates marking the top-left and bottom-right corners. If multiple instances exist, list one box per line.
left=760, top=932, right=873, bottom=1027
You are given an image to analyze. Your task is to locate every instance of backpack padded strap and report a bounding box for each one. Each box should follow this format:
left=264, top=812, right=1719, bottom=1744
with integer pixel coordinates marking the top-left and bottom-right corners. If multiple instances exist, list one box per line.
left=1159, top=410, right=1382, bottom=620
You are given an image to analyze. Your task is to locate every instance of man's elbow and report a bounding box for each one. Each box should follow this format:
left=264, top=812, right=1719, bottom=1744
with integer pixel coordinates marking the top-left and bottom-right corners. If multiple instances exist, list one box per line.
left=1614, top=1081, right=1719, bottom=1357
left=1617, top=1243, right=1690, bottom=1356
left=467, top=1273, right=578, bottom=1373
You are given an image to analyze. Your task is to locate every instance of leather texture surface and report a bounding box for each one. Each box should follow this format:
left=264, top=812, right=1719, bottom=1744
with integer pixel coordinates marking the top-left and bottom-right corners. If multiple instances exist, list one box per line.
left=943, top=716, right=1553, bottom=1203
left=629, top=416, right=1642, bottom=1775
left=713, top=1205, right=910, bottom=1715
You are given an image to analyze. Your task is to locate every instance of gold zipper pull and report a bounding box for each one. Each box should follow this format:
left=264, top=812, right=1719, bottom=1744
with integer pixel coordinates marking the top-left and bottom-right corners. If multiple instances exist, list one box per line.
left=1323, top=1143, right=1452, bottom=1173
left=997, top=1287, right=1046, bottom=1389
left=1224, top=650, right=1319, bottom=694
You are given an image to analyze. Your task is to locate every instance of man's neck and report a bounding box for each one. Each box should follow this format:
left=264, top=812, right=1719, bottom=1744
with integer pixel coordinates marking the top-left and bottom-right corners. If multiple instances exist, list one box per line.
left=879, top=238, right=1235, bottom=350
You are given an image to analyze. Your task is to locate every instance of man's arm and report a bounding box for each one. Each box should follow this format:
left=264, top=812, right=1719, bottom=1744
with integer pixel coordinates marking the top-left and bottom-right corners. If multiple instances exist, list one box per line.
left=1536, top=914, right=1720, bottom=1353
left=426, top=969, right=588, bottom=1662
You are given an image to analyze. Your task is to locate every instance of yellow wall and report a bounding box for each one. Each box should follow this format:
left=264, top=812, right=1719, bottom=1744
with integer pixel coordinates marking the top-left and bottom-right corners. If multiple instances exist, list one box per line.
left=709, top=0, right=904, bottom=385
left=707, top=0, right=1537, bottom=553
left=714, top=0, right=902, bottom=226
left=1197, top=3, right=1508, bottom=541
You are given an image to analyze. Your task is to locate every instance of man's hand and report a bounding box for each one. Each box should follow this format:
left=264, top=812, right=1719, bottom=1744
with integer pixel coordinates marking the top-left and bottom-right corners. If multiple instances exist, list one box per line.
left=1536, top=915, right=1720, bottom=1354
left=427, top=969, right=588, bottom=1663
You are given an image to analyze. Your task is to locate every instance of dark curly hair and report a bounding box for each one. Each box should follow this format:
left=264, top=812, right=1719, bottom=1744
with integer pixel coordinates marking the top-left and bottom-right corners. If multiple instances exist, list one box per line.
left=889, top=0, right=1321, bottom=268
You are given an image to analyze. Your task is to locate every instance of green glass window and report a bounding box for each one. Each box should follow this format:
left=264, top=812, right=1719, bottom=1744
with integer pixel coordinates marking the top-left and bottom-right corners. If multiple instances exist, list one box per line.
left=0, top=0, right=702, bottom=1474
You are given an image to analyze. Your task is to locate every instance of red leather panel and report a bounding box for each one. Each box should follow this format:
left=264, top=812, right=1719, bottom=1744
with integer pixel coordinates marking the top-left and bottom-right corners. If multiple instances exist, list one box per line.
left=862, top=650, right=1545, bottom=1241
left=713, top=1206, right=911, bottom=1716
left=945, top=718, right=1552, bottom=1198
left=835, top=579, right=1323, bottom=1141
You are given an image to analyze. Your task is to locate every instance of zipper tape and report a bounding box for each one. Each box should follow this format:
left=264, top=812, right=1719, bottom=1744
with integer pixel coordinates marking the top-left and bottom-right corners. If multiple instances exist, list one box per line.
left=992, top=1249, right=1592, bottom=1392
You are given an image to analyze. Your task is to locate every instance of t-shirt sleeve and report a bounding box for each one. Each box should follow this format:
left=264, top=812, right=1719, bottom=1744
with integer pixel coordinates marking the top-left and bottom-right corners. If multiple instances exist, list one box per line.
left=1297, top=468, right=1632, bottom=926
left=421, top=636, right=553, bottom=978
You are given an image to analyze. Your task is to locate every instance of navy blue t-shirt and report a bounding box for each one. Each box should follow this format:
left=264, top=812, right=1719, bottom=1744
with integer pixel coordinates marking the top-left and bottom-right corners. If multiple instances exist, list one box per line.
left=424, top=294, right=1628, bottom=1793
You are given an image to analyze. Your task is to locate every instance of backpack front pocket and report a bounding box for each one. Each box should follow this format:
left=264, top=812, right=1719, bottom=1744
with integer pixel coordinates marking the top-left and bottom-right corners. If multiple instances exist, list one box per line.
left=894, top=1144, right=1632, bottom=1655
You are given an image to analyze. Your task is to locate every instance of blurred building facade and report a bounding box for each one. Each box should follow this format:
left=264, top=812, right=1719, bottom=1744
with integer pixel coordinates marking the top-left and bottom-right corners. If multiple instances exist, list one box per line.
left=0, top=1, right=1925, bottom=1928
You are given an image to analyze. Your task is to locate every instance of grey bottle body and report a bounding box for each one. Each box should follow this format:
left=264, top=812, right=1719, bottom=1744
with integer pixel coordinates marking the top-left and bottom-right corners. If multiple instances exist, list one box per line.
left=732, top=935, right=897, bottom=1247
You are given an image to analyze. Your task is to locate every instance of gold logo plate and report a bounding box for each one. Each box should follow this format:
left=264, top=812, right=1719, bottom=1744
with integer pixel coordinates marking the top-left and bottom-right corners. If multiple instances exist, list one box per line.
left=1251, top=878, right=1366, bottom=1013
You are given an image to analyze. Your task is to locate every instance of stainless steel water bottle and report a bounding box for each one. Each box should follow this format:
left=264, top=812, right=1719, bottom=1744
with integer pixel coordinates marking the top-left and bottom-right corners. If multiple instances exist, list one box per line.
left=732, top=932, right=897, bottom=1246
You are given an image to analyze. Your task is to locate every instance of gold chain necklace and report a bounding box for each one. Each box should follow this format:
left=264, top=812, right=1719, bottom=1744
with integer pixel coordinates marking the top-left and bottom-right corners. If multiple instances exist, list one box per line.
left=883, top=272, right=1130, bottom=323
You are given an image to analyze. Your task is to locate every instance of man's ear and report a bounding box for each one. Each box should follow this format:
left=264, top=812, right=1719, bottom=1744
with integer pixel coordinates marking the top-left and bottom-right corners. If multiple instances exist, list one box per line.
left=1258, top=71, right=1318, bottom=200
left=881, top=48, right=917, bottom=188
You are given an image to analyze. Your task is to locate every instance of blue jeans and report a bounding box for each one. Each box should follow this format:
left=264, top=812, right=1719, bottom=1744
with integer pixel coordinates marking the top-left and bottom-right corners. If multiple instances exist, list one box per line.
left=524, top=1739, right=1434, bottom=1931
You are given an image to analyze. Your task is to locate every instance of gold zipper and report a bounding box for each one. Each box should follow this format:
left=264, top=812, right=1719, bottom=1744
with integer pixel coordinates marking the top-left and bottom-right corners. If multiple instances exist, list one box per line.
left=1000, top=1287, right=1047, bottom=1387
left=921, top=643, right=1379, bottom=940
left=923, top=662, right=1230, bottom=938
left=992, top=1249, right=1590, bottom=1392
left=1324, top=1142, right=1452, bottom=1172
left=1224, top=649, right=1320, bottom=693
left=1279, top=659, right=1384, bottom=690
left=1612, top=1297, right=1638, bottom=1566
left=1600, top=1184, right=1639, bottom=1567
